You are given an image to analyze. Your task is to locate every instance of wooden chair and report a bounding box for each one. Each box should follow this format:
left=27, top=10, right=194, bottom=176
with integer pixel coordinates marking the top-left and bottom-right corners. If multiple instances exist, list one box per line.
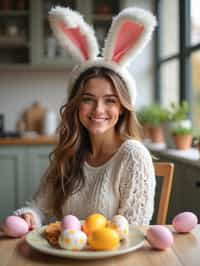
left=154, top=162, right=174, bottom=224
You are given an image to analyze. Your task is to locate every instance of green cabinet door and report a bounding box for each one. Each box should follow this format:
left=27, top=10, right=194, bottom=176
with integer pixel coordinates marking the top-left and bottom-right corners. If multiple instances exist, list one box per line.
left=25, top=146, right=53, bottom=202
left=0, top=146, right=25, bottom=220
left=0, top=145, right=54, bottom=222
left=178, top=165, right=200, bottom=219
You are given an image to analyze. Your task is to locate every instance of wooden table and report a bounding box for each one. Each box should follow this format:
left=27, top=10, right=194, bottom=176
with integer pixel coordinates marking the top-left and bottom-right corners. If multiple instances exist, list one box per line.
left=0, top=225, right=200, bottom=266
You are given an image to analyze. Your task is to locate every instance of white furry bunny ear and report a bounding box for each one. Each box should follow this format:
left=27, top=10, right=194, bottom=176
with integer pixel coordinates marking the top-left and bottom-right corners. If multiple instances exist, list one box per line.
left=48, top=6, right=99, bottom=63
left=103, top=7, right=156, bottom=66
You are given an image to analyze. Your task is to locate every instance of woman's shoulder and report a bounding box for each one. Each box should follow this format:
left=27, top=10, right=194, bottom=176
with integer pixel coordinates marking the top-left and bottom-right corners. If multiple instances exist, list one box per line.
left=120, top=139, right=152, bottom=160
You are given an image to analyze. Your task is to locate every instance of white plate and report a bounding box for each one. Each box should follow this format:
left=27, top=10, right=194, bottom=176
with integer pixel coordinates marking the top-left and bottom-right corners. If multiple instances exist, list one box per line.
left=25, top=225, right=144, bottom=259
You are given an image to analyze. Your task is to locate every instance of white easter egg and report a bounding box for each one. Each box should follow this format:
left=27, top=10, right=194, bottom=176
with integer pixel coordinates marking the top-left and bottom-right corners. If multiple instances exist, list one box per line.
left=58, top=229, right=87, bottom=250
left=111, top=215, right=129, bottom=240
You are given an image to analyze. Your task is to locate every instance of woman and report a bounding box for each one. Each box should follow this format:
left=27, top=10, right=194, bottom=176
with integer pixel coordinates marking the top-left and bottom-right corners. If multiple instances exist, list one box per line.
left=13, top=66, right=155, bottom=228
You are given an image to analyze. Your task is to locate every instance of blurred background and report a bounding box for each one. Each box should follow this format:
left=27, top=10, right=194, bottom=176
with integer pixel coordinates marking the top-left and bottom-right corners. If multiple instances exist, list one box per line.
left=0, top=0, right=155, bottom=133
left=0, top=0, right=200, bottom=223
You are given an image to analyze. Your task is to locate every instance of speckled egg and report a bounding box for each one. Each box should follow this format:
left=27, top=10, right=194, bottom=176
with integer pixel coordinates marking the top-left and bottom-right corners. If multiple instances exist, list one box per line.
left=61, top=215, right=81, bottom=231
left=3, top=216, right=29, bottom=238
left=146, top=225, right=174, bottom=250
left=58, top=229, right=87, bottom=251
left=172, top=212, right=198, bottom=233
left=110, top=215, right=129, bottom=240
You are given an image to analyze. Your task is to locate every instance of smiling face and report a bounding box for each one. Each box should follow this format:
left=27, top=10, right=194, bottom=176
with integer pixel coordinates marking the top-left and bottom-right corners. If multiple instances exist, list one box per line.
left=78, top=77, right=122, bottom=137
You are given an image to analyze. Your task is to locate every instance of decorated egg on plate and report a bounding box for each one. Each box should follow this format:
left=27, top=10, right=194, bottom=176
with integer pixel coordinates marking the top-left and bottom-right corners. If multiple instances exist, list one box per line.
left=58, top=229, right=87, bottom=250
left=82, top=213, right=107, bottom=236
left=172, top=212, right=198, bottom=233
left=61, top=215, right=81, bottom=231
left=88, top=227, right=120, bottom=251
left=146, top=225, right=174, bottom=250
left=109, top=215, right=129, bottom=240
left=3, top=216, right=29, bottom=238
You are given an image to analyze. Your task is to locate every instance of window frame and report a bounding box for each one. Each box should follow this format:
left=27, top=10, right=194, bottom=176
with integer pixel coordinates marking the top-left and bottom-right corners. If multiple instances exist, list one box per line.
left=155, top=0, right=200, bottom=120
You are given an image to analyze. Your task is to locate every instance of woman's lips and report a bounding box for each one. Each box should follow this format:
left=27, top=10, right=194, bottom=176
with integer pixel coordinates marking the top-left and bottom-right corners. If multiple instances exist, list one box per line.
left=89, top=117, right=108, bottom=122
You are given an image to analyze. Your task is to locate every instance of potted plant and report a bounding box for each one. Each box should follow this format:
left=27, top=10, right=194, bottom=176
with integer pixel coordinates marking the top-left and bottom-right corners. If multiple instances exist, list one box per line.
left=142, top=104, right=168, bottom=143
left=137, top=107, right=151, bottom=140
left=162, top=101, right=191, bottom=148
left=171, top=126, right=193, bottom=150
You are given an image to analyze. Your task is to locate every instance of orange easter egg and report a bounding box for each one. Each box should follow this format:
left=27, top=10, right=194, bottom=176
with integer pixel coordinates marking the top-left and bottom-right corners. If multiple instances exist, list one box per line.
left=82, top=213, right=107, bottom=236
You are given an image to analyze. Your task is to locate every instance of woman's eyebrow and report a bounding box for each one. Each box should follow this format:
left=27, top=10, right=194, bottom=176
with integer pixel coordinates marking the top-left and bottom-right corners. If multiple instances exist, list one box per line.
left=81, top=93, right=117, bottom=97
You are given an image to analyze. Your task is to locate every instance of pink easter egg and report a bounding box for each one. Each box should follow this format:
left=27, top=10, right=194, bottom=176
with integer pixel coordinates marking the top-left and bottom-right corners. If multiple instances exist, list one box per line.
left=172, top=212, right=198, bottom=233
left=3, top=216, right=29, bottom=238
left=146, top=225, right=174, bottom=250
left=61, top=215, right=81, bottom=231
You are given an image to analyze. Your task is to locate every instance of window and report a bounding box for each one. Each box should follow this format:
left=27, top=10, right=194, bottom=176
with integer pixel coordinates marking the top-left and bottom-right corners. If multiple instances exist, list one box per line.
left=155, top=0, right=200, bottom=129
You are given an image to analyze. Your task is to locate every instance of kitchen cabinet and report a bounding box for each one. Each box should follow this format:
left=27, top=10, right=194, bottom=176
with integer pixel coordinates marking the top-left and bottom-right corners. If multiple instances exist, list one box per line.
left=0, top=0, right=123, bottom=69
left=0, top=1, right=30, bottom=65
left=0, top=145, right=54, bottom=221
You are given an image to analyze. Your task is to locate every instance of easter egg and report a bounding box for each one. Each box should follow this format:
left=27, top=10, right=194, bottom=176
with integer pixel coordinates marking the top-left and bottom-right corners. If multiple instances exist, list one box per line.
left=82, top=213, right=107, bottom=236
left=146, top=225, right=174, bottom=250
left=172, top=212, right=198, bottom=233
left=58, top=229, right=87, bottom=250
left=3, top=216, right=29, bottom=238
left=88, top=227, right=120, bottom=250
left=61, top=215, right=81, bottom=231
left=110, top=215, right=129, bottom=240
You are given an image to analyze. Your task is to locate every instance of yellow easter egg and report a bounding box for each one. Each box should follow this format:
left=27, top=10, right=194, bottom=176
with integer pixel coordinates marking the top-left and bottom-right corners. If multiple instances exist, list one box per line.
left=88, top=227, right=120, bottom=250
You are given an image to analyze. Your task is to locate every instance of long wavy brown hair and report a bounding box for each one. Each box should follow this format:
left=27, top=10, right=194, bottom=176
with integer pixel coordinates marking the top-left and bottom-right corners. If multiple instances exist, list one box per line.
left=44, top=67, right=141, bottom=218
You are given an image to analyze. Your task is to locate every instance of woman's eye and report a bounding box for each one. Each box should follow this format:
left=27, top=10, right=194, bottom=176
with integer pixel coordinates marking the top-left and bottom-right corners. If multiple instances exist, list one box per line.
left=81, top=98, right=93, bottom=103
left=106, top=99, right=117, bottom=104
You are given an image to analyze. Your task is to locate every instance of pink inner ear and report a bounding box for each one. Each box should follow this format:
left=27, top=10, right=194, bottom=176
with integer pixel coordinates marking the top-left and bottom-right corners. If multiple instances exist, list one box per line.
left=60, top=21, right=89, bottom=60
left=112, top=21, right=144, bottom=62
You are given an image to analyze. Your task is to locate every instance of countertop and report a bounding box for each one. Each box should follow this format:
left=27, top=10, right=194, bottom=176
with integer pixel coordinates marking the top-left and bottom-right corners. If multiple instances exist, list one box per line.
left=144, top=141, right=200, bottom=168
left=0, top=135, right=57, bottom=145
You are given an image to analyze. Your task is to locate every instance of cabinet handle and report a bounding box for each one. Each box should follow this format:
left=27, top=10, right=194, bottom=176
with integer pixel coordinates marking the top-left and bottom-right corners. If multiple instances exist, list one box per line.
left=195, top=181, right=200, bottom=187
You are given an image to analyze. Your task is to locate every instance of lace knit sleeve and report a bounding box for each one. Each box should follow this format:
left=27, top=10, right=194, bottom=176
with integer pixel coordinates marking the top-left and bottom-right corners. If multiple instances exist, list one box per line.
left=14, top=167, right=54, bottom=226
left=118, top=142, right=156, bottom=225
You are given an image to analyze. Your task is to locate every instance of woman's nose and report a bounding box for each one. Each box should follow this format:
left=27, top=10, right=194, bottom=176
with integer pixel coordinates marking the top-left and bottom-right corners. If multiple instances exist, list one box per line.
left=93, top=100, right=104, bottom=112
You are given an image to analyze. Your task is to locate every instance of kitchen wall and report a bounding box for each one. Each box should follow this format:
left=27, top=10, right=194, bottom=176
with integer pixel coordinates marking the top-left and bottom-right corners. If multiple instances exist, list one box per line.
left=0, top=0, right=155, bottom=131
left=0, top=43, right=155, bottom=132
left=0, top=70, right=69, bottom=131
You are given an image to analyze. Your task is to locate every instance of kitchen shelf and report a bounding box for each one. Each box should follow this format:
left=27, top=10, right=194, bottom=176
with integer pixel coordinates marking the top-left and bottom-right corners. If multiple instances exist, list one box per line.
left=0, top=1, right=30, bottom=64
left=0, top=37, right=29, bottom=47
left=0, top=10, right=29, bottom=16
left=85, top=14, right=113, bottom=22
left=0, top=0, right=122, bottom=69
left=0, top=64, right=70, bottom=71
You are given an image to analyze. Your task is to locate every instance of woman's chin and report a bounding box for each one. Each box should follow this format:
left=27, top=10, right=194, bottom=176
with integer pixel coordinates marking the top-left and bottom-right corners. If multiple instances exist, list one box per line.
left=88, top=127, right=109, bottom=136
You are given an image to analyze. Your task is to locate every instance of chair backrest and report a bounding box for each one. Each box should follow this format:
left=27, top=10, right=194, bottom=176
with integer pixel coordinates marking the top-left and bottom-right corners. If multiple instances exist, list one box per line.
left=154, top=162, right=174, bottom=224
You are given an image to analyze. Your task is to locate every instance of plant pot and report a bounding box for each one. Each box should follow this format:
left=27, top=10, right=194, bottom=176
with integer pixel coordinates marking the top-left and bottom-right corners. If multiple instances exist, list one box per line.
left=149, top=126, right=164, bottom=143
left=172, top=135, right=192, bottom=150
left=141, top=123, right=151, bottom=140
left=162, top=120, right=192, bottom=149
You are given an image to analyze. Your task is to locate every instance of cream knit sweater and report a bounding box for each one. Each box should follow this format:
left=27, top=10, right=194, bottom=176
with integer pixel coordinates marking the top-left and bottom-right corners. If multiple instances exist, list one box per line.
left=14, top=139, right=156, bottom=226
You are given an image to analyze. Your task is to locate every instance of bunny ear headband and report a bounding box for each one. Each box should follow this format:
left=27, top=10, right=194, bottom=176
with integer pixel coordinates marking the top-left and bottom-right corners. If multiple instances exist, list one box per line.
left=49, top=6, right=156, bottom=105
